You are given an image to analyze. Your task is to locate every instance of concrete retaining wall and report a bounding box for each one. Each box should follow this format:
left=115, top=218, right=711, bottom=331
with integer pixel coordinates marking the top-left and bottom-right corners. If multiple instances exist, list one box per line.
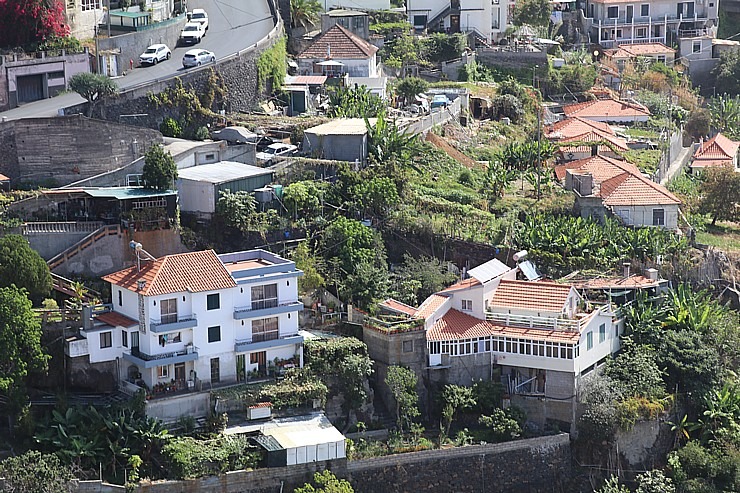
left=75, top=434, right=571, bottom=493
left=99, top=14, right=188, bottom=75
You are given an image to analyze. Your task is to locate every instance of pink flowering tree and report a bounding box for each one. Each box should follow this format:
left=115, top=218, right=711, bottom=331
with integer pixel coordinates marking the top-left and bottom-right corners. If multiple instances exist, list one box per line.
left=0, top=0, right=69, bottom=49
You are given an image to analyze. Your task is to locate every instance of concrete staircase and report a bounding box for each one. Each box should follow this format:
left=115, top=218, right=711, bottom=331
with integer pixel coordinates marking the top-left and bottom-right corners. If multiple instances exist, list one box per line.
left=47, top=224, right=122, bottom=272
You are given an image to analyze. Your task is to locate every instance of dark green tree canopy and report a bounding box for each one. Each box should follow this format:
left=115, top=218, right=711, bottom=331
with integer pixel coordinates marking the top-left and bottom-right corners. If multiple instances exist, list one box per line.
left=0, top=286, right=49, bottom=394
left=142, top=144, right=178, bottom=191
left=0, top=450, right=73, bottom=493
left=395, top=77, right=429, bottom=103
left=69, top=72, right=118, bottom=117
left=513, top=0, right=552, bottom=27
left=0, top=234, right=52, bottom=302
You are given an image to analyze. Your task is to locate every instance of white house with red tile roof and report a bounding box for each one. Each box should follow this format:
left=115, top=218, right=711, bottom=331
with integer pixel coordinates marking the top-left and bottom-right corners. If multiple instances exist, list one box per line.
left=691, top=133, right=740, bottom=172
left=297, top=24, right=379, bottom=78
left=366, top=256, right=623, bottom=430
left=606, top=43, right=676, bottom=67
left=557, top=154, right=681, bottom=229
left=562, top=98, right=650, bottom=123
left=71, top=249, right=304, bottom=419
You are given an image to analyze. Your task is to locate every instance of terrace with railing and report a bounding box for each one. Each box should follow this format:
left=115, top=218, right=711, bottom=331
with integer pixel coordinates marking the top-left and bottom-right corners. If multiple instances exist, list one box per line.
left=364, top=314, right=424, bottom=334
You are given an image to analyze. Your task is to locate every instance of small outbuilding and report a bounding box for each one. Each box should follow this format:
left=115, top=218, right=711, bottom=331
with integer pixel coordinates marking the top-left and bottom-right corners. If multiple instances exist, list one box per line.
left=302, top=118, right=376, bottom=162
left=250, top=413, right=347, bottom=467
left=176, top=161, right=273, bottom=215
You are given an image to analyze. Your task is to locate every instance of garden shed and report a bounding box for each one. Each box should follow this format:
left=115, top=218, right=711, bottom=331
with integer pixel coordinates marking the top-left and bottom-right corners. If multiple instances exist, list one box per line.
left=249, top=413, right=346, bottom=467
left=176, top=161, right=273, bottom=216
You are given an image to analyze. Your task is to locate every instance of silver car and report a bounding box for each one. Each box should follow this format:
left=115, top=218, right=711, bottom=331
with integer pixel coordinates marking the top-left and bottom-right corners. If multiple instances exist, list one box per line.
left=182, top=49, right=215, bottom=68
left=139, top=44, right=171, bottom=66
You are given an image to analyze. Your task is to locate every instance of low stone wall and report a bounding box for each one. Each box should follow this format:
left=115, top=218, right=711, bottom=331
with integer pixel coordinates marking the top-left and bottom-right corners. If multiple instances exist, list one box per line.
left=476, top=48, right=548, bottom=68
left=75, top=434, right=571, bottom=492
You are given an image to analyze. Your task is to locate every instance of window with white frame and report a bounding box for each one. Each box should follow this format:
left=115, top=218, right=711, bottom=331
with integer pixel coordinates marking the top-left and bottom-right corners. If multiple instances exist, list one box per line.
left=652, top=208, right=665, bottom=226
left=640, top=3, right=649, bottom=16
left=252, top=317, right=279, bottom=342
left=607, top=6, right=619, bottom=18
left=599, top=323, right=606, bottom=343
left=160, top=298, right=177, bottom=324
left=251, top=284, right=278, bottom=310
left=122, top=330, right=128, bottom=348
left=693, top=41, right=701, bottom=53
left=157, top=365, right=169, bottom=379
left=586, top=332, right=593, bottom=350
left=100, top=331, right=112, bottom=349
left=636, top=27, right=647, bottom=38
left=81, top=0, right=101, bottom=10
left=461, top=299, right=472, bottom=311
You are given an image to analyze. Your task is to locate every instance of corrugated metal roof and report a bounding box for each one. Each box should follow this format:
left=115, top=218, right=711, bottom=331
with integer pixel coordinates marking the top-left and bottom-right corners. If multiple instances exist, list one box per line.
left=467, top=258, right=510, bottom=284
left=304, top=118, right=376, bottom=136
left=177, top=162, right=273, bottom=184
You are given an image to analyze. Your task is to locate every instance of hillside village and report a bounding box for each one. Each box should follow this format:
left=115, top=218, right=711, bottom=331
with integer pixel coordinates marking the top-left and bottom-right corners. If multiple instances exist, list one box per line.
left=0, top=0, right=739, bottom=491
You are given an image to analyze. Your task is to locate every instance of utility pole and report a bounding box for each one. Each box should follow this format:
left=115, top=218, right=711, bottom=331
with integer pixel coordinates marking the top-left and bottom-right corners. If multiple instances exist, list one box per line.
left=107, top=0, right=111, bottom=37
left=95, top=24, right=100, bottom=74
left=534, top=64, right=541, bottom=201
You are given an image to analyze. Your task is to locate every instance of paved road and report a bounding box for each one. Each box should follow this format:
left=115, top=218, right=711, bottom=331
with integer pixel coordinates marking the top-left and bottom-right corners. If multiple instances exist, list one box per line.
left=0, top=0, right=274, bottom=120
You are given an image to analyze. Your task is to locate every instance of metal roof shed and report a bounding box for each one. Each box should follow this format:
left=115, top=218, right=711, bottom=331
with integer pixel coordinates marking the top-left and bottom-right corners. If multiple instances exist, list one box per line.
left=176, top=161, right=274, bottom=215
left=302, top=118, right=376, bottom=163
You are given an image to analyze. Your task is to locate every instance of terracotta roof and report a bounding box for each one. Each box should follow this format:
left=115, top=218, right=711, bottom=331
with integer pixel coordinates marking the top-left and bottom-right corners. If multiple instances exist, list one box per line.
left=563, top=98, right=650, bottom=120
left=427, top=309, right=498, bottom=340
left=413, top=294, right=449, bottom=319
left=547, top=117, right=615, bottom=139
left=96, top=311, right=138, bottom=328
left=285, top=75, right=328, bottom=85
left=440, top=278, right=481, bottom=292
left=378, top=298, right=417, bottom=316
left=558, top=130, right=630, bottom=154
left=249, top=402, right=272, bottom=408
left=490, top=279, right=574, bottom=313
left=298, top=24, right=378, bottom=60
left=103, top=250, right=237, bottom=296
left=693, top=133, right=739, bottom=162
left=607, top=43, right=675, bottom=58
left=427, top=309, right=580, bottom=343
left=554, top=154, right=639, bottom=182
left=599, top=172, right=681, bottom=206
left=689, top=159, right=734, bottom=168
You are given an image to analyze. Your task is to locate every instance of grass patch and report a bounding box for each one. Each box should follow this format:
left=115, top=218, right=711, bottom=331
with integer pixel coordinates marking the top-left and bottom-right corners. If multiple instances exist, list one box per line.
left=624, top=149, right=663, bottom=175
left=623, top=128, right=661, bottom=140
left=695, top=222, right=740, bottom=252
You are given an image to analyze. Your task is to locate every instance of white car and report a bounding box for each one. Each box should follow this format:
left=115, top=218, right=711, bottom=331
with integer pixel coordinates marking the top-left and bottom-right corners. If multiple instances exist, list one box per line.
left=256, top=143, right=298, bottom=164
left=178, top=22, right=204, bottom=45
left=182, top=49, right=215, bottom=68
left=189, top=8, right=209, bottom=31
left=139, top=44, right=171, bottom=65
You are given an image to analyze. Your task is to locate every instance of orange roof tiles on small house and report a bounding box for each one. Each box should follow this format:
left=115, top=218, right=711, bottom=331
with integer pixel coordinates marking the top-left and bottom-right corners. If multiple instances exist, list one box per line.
left=378, top=298, right=418, bottom=316
left=490, top=279, right=575, bottom=313
left=298, top=24, right=378, bottom=60
left=598, top=172, right=681, bottom=206
left=547, top=117, right=615, bottom=139
left=692, top=133, right=739, bottom=169
left=427, top=309, right=581, bottom=344
left=96, top=311, right=138, bottom=328
left=103, top=250, right=237, bottom=296
left=554, top=154, right=639, bottom=182
left=413, top=293, right=449, bottom=320
left=562, top=98, right=650, bottom=122
left=607, top=43, right=675, bottom=60
left=440, top=278, right=481, bottom=292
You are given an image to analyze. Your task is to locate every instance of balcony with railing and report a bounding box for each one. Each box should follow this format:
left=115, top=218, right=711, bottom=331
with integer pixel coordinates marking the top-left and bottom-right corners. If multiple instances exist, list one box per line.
left=122, top=345, right=199, bottom=368
left=485, top=311, right=593, bottom=332
left=590, top=13, right=708, bottom=26
left=599, top=36, right=667, bottom=48
left=149, top=313, right=197, bottom=333
left=233, top=299, right=304, bottom=320
left=234, top=333, right=304, bottom=353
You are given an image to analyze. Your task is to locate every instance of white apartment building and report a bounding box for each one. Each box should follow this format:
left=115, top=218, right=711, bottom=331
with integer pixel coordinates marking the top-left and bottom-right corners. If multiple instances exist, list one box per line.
left=406, top=0, right=516, bottom=44
left=70, top=249, right=304, bottom=395
left=584, top=0, right=720, bottom=48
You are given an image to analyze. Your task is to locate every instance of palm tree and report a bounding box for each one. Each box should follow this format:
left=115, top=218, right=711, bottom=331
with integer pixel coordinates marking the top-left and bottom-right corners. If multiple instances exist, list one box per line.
left=290, top=0, right=322, bottom=30
left=708, top=94, right=740, bottom=138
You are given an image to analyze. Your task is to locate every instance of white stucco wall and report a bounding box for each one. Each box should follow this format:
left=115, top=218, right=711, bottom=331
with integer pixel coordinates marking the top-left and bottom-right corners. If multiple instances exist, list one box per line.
left=612, top=204, right=680, bottom=229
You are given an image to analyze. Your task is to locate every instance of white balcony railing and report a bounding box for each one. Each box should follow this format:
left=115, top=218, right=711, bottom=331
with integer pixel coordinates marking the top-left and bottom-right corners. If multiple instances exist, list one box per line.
left=486, top=312, right=580, bottom=331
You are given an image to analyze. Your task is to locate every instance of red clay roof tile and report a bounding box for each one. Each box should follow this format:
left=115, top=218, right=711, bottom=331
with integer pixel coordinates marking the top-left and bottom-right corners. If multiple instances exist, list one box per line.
left=490, top=279, right=573, bottom=313
left=298, top=24, right=378, bottom=60
left=563, top=98, right=650, bottom=119
left=96, top=311, right=138, bottom=328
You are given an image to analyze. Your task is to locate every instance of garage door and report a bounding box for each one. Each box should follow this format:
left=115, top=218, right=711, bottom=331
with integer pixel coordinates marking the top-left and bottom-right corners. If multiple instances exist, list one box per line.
left=17, top=75, right=44, bottom=103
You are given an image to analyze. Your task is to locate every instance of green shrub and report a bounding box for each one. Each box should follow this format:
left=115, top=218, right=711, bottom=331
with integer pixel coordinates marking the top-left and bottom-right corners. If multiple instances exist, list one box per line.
left=194, top=126, right=209, bottom=141
left=492, top=94, right=525, bottom=123
left=159, top=117, right=182, bottom=138
left=161, top=435, right=261, bottom=479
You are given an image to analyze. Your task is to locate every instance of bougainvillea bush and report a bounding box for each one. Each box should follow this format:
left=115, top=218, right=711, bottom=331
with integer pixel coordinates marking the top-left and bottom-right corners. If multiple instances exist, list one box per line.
left=0, top=0, right=69, bottom=49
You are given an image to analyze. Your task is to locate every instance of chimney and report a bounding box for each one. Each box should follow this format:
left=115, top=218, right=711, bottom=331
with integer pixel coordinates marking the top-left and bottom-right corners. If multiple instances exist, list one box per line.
left=591, top=144, right=599, bottom=156
left=645, top=268, right=658, bottom=281
left=578, top=173, right=593, bottom=196
left=623, top=262, right=631, bottom=278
